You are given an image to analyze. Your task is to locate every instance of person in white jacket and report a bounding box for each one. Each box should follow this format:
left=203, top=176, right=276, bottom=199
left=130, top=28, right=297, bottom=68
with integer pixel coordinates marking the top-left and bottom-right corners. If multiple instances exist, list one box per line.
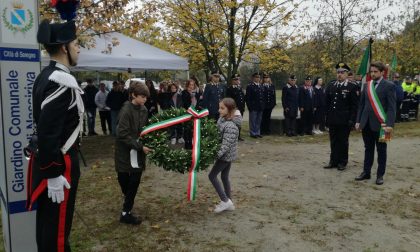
left=95, top=83, right=112, bottom=135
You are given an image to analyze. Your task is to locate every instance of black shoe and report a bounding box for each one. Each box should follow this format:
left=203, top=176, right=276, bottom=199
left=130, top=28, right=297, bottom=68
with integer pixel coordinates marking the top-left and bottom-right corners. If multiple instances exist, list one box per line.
left=337, top=163, right=347, bottom=171
left=323, top=163, right=337, bottom=169
left=120, top=213, right=142, bottom=225
left=376, top=177, right=384, bottom=185
left=250, top=135, right=258, bottom=138
left=238, top=137, right=244, bottom=141
left=257, top=135, right=263, bottom=138
left=355, top=172, right=371, bottom=181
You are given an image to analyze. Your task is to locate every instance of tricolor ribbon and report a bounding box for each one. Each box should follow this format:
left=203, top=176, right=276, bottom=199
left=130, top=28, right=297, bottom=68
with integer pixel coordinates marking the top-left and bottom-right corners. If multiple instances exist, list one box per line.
left=140, top=107, right=209, bottom=201
left=366, top=80, right=390, bottom=142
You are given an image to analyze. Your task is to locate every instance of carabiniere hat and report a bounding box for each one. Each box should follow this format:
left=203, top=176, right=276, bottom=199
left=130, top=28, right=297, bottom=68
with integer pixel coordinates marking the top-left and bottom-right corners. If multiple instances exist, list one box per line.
left=305, top=75, right=312, bottom=81
left=263, top=72, right=270, bottom=78
left=211, top=71, right=221, bottom=77
left=37, top=19, right=77, bottom=45
left=289, top=74, right=297, bottom=80
left=252, top=72, right=261, bottom=78
left=335, top=62, right=351, bottom=72
left=232, top=73, right=240, bottom=80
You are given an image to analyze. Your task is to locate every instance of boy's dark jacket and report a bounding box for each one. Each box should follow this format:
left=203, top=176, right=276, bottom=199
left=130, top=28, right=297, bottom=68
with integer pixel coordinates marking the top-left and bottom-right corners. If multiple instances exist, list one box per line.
left=115, top=101, right=148, bottom=172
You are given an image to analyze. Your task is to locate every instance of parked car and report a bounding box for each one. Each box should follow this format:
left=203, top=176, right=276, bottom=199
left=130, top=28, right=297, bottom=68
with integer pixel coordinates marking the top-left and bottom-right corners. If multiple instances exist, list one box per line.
left=125, top=78, right=159, bottom=90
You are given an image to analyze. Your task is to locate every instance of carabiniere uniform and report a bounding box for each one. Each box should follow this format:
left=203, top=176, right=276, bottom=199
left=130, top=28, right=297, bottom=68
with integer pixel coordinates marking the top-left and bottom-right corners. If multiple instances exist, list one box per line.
left=26, top=20, right=84, bottom=251
left=226, top=84, right=245, bottom=115
left=325, top=76, right=358, bottom=168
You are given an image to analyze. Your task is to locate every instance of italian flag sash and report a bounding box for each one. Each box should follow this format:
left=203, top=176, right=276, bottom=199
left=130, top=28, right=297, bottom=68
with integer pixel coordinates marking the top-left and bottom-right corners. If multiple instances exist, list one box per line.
left=366, top=80, right=390, bottom=142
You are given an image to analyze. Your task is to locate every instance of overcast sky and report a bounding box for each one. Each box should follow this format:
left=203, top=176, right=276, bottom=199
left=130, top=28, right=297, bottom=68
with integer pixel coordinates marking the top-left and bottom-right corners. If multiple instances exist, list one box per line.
left=284, top=0, right=407, bottom=39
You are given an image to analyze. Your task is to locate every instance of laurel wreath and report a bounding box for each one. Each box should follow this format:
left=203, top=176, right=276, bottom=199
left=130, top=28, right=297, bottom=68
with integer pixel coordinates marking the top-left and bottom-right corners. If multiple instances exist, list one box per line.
left=141, top=108, right=220, bottom=174
left=2, top=8, right=34, bottom=33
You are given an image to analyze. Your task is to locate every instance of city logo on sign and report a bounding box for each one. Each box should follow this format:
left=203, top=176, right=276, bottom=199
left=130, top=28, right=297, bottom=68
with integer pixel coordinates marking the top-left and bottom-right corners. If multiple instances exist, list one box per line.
left=2, top=1, right=34, bottom=33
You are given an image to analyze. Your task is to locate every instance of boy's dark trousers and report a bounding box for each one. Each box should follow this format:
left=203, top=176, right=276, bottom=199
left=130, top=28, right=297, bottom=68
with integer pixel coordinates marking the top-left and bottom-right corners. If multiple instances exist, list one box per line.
left=36, top=148, right=80, bottom=252
left=117, top=172, right=142, bottom=212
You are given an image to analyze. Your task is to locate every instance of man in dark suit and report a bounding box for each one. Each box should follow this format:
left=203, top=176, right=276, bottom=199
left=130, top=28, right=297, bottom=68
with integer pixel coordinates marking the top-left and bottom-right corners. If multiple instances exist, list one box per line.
left=282, top=75, right=299, bottom=136
left=298, top=76, right=315, bottom=135
left=202, top=71, right=227, bottom=120
left=324, top=63, right=358, bottom=170
left=355, top=61, right=396, bottom=185
left=227, top=73, right=246, bottom=140
left=246, top=72, right=265, bottom=138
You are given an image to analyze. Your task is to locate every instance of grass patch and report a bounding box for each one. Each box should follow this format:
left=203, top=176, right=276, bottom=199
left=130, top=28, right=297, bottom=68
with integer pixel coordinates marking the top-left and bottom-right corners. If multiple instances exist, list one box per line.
left=333, top=210, right=352, bottom=220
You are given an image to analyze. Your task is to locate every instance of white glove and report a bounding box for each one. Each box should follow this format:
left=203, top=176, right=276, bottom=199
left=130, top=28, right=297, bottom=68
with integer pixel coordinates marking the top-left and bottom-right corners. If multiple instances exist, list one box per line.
left=47, top=175, right=71, bottom=204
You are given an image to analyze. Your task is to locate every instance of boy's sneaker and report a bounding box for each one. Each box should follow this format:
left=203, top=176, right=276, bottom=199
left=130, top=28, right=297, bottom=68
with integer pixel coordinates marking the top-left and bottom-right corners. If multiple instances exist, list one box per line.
left=214, top=199, right=234, bottom=213
left=178, top=138, right=185, bottom=144
left=171, top=138, right=176, bottom=145
left=120, top=212, right=142, bottom=225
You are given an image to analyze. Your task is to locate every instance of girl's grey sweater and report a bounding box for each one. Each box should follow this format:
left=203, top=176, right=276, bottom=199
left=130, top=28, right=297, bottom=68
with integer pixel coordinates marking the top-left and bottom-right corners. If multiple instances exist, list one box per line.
left=216, top=116, right=241, bottom=162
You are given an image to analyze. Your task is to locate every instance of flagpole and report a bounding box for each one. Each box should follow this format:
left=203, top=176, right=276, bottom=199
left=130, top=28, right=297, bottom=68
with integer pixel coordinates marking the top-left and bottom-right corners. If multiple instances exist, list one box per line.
left=357, top=37, right=374, bottom=91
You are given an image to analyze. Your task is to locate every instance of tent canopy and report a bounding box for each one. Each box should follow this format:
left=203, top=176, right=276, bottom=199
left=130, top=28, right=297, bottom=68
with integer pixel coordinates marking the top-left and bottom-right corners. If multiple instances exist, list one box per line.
left=42, top=32, right=188, bottom=72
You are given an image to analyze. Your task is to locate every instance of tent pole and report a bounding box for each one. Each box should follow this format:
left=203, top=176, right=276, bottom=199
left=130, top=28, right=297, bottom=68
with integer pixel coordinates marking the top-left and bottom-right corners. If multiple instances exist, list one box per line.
left=96, top=71, right=99, bottom=85
left=187, top=70, right=190, bottom=80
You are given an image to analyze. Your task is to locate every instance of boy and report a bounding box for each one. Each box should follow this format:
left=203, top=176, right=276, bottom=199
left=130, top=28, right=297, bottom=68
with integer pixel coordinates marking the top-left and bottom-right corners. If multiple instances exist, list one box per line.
left=115, top=81, right=152, bottom=225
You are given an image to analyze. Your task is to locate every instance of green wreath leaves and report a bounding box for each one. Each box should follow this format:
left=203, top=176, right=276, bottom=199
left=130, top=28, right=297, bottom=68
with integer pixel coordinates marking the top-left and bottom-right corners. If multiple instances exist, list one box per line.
left=141, top=108, right=220, bottom=173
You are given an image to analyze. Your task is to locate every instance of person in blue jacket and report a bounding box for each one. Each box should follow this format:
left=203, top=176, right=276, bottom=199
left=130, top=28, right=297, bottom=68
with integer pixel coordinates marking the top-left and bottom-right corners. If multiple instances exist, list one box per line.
left=246, top=72, right=265, bottom=138
left=202, top=71, right=227, bottom=120
left=282, top=75, right=299, bottom=136
left=298, top=76, right=315, bottom=135
left=261, top=73, right=276, bottom=135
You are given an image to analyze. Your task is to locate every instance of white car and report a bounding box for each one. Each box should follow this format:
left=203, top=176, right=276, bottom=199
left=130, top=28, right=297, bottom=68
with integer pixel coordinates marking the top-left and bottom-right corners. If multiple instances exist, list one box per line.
left=125, top=78, right=159, bottom=90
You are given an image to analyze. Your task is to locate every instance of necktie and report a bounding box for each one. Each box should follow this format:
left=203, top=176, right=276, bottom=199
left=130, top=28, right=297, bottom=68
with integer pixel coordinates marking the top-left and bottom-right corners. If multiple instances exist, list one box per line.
left=373, top=81, right=378, bottom=89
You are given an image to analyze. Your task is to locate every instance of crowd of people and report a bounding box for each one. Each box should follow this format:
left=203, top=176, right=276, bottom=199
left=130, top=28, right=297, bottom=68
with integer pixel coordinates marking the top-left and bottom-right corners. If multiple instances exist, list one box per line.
left=29, top=17, right=419, bottom=251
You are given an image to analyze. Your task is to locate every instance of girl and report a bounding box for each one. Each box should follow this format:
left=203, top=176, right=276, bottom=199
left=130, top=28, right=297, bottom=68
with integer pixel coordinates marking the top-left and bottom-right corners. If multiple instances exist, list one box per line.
left=209, top=98, right=241, bottom=213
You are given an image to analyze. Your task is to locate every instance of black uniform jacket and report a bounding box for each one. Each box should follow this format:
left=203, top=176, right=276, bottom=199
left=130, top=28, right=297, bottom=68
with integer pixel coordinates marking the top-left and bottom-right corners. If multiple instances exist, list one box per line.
left=226, top=85, right=246, bottom=112
left=282, top=84, right=299, bottom=118
left=263, top=83, right=276, bottom=110
left=298, top=86, right=314, bottom=110
left=246, top=82, right=265, bottom=111
left=28, top=61, right=81, bottom=207
left=325, top=80, right=358, bottom=126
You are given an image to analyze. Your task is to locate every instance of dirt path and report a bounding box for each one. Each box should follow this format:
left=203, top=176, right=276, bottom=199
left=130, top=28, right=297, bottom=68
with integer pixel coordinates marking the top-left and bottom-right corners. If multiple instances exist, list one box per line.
left=65, top=129, right=419, bottom=252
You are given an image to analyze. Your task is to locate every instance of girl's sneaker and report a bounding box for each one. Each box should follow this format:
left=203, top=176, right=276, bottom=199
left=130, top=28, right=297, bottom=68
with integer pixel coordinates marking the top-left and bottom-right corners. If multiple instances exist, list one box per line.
left=171, top=138, right=176, bottom=145
left=214, top=199, right=234, bottom=213
left=178, top=138, right=185, bottom=144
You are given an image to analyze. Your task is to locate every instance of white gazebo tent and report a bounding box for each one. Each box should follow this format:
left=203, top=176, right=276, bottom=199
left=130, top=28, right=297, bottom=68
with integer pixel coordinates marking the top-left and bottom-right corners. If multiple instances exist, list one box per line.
left=42, top=32, right=189, bottom=72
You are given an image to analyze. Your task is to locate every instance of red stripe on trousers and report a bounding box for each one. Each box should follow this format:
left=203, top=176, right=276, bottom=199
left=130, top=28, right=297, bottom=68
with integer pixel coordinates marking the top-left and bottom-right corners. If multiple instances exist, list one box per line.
left=57, top=154, right=72, bottom=252
left=26, top=154, right=34, bottom=209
